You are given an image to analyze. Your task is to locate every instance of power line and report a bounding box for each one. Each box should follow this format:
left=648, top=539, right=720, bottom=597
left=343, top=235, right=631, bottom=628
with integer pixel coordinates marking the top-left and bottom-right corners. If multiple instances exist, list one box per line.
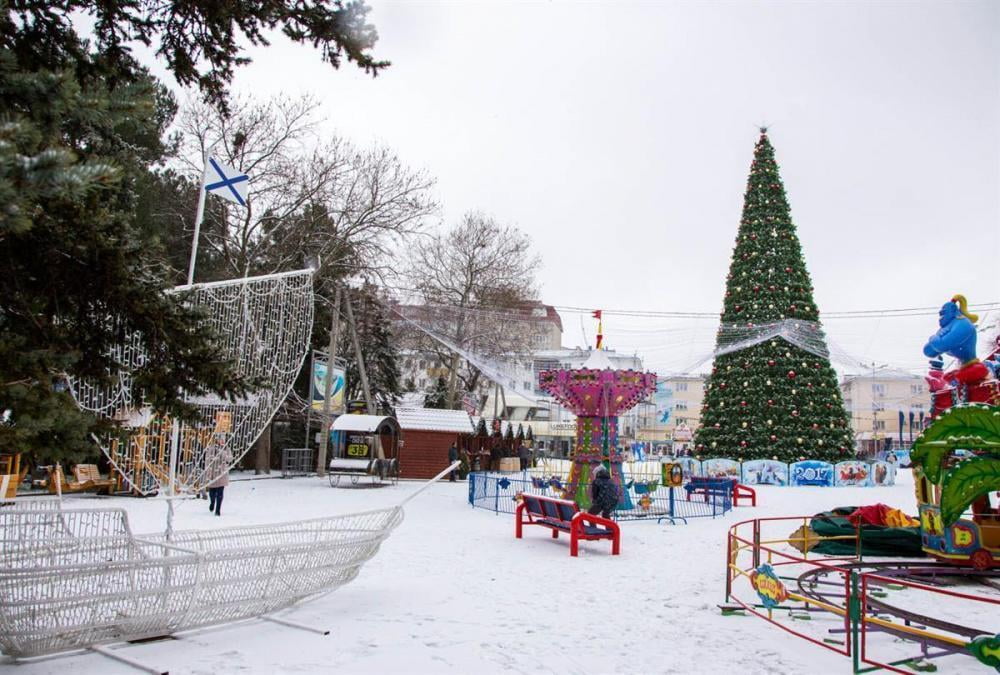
left=378, top=281, right=1000, bottom=322
left=552, top=302, right=1000, bottom=320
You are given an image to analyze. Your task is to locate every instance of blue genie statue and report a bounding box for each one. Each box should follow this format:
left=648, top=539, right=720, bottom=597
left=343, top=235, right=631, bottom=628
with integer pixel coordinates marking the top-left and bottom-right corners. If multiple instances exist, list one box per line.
left=923, top=295, right=989, bottom=390
left=923, top=295, right=978, bottom=364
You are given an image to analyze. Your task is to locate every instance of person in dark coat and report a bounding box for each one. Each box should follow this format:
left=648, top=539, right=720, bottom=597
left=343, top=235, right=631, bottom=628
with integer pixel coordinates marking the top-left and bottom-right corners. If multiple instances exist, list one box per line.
left=588, top=466, right=618, bottom=519
left=517, top=443, right=531, bottom=471
left=448, top=443, right=458, bottom=482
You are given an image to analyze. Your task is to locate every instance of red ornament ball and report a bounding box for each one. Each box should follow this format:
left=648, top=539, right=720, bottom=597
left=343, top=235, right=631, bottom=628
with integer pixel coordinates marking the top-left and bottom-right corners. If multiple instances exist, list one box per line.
left=770, top=434, right=777, bottom=441
left=767, top=359, right=775, bottom=366
left=740, top=400, right=747, bottom=407
left=787, top=370, right=796, bottom=379
left=812, top=423, right=819, bottom=429
left=767, top=399, right=774, bottom=406
left=740, top=440, right=747, bottom=447
left=792, top=410, right=800, bottom=417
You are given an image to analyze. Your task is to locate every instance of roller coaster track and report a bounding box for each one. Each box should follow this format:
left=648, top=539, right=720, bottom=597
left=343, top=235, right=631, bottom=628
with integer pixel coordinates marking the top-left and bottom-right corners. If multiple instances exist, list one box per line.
left=795, top=561, right=998, bottom=651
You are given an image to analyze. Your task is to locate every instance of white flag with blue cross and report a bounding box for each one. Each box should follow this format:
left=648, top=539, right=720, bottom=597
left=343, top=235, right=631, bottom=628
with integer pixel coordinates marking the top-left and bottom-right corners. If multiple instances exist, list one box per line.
left=203, top=156, right=249, bottom=207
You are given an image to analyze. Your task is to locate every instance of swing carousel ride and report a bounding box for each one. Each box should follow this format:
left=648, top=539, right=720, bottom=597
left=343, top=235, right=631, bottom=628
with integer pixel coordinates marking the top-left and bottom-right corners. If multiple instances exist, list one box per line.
left=538, top=338, right=657, bottom=510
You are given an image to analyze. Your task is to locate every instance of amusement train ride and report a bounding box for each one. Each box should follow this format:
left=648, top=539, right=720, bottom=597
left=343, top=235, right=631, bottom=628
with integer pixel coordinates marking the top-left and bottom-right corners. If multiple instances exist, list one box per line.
left=912, top=295, right=1000, bottom=570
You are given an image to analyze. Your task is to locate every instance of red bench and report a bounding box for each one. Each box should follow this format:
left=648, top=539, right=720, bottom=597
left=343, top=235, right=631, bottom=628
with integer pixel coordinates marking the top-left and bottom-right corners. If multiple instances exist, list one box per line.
left=515, top=494, right=620, bottom=557
left=684, top=476, right=757, bottom=507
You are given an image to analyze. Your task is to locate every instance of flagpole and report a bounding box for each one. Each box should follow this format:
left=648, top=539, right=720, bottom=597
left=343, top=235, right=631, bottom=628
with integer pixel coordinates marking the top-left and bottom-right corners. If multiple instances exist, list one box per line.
left=187, top=139, right=220, bottom=286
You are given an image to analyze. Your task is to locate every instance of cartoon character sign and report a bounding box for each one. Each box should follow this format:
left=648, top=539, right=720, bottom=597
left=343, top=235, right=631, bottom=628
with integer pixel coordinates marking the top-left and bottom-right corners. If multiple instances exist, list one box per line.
left=870, top=460, right=896, bottom=486
left=835, top=461, right=871, bottom=487
left=673, top=457, right=702, bottom=480
left=741, top=459, right=789, bottom=486
left=702, top=458, right=740, bottom=480
left=789, top=460, right=834, bottom=487
left=749, top=564, right=789, bottom=609
left=661, top=463, right=684, bottom=488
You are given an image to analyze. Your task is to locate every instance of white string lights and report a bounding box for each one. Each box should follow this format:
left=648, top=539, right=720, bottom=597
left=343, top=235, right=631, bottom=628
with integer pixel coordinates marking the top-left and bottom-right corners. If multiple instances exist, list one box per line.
left=68, top=269, right=315, bottom=495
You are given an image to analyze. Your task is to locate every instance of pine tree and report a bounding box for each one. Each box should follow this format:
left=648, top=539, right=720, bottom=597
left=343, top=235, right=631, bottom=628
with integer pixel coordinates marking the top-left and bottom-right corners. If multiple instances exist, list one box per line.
left=425, top=377, right=449, bottom=409
left=0, top=1, right=389, bottom=461
left=339, top=284, right=402, bottom=413
left=0, top=58, right=252, bottom=461
left=693, top=130, right=853, bottom=463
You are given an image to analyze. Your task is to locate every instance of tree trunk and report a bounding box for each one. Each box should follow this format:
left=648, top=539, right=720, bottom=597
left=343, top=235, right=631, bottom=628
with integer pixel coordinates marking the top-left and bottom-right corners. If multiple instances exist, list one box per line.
left=254, top=423, right=272, bottom=475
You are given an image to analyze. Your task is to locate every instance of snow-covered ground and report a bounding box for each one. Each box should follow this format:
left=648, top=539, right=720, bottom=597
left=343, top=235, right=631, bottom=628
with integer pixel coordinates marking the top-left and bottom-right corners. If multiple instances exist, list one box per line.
left=4, top=470, right=994, bottom=674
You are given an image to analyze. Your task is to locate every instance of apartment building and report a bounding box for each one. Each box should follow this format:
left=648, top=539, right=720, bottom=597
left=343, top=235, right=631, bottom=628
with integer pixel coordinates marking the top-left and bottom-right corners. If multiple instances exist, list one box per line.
left=839, top=370, right=929, bottom=450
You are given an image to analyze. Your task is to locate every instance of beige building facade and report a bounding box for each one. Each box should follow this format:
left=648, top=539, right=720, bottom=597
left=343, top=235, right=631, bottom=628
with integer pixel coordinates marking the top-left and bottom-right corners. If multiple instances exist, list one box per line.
left=839, top=371, right=929, bottom=449
left=637, top=374, right=707, bottom=446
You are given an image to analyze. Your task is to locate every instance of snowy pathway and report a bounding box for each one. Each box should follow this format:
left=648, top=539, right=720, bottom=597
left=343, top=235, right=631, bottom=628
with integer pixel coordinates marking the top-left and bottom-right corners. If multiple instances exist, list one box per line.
left=4, top=471, right=950, bottom=674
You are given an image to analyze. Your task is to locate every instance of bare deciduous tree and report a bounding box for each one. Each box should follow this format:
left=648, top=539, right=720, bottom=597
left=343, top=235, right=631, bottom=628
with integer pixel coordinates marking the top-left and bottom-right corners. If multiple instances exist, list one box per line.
left=176, top=95, right=438, bottom=285
left=402, top=212, right=542, bottom=408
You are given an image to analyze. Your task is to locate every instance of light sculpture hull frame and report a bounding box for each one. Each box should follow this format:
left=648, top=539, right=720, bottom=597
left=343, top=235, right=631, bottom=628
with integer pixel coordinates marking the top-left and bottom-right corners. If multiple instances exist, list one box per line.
left=0, top=500, right=404, bottom=658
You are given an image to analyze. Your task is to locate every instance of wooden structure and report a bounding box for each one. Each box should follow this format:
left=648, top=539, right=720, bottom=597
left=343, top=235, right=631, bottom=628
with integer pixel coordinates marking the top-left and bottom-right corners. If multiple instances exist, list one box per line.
left=0, top=453, right=26, bottom=499
left=46, top=464, right=115, bottom=495
left=515, top=494, right=620, bottom=557
left=108, top=414, right=228, bottom=495
left=395, top=407, right=474, bottom=479
left=327, top=414, right=401, bottom=487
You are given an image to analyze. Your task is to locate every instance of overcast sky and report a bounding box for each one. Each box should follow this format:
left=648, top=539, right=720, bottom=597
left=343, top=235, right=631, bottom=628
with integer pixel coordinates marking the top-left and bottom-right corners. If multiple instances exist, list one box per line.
left=182, top=1, right=999, bottom=372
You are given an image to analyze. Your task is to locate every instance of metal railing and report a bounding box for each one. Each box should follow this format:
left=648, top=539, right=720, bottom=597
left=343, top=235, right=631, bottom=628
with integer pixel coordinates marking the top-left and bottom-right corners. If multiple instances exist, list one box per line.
left=467, top=471, right=732, bottom=522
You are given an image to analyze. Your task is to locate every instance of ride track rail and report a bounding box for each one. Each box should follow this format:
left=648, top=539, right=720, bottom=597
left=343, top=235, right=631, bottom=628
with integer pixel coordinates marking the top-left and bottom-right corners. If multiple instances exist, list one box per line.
left=726, top=516, right=1000, bottom=673
left=796, top=561, right=998, bottom=650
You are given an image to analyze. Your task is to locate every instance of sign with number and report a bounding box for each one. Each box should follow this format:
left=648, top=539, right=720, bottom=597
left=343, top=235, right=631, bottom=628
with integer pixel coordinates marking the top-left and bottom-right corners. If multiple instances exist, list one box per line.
left=346, top=433, right=370, bottom=459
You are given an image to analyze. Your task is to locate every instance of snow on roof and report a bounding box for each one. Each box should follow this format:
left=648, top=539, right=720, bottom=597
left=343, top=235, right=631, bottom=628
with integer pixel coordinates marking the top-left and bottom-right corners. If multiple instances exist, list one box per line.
left=582, top=348, right=614, bottom=370
left=330, top=414, right=400, bottom=433
left=471, top=417, right=512, bottom=435
left=395, top=407, right=474, bottom=433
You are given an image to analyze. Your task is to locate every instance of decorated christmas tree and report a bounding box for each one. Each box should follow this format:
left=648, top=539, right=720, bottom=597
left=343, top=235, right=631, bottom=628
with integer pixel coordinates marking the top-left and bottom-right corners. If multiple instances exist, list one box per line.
left=693, top=130, right=853, bottom=463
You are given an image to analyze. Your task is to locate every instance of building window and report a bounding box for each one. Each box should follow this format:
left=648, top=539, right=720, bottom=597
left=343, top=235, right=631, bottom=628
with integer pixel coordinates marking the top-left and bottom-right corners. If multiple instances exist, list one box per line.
left=676, top=417, right=687, bottom=425
left=675, top=401, right=688, bottom=411
left=872, top=383, right=886, bottom=396
left=675, top=382, right=688, bottom=392
left=872, top=401, right=885, bottom=412
left=873, top=420, right=885, bottom=431
left=911, top=384, right=924, bottom=395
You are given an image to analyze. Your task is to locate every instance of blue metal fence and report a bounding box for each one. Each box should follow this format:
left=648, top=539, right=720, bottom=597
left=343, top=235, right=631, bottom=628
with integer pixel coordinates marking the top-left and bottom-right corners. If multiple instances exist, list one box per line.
left=467, top=472, right=732, bottom=523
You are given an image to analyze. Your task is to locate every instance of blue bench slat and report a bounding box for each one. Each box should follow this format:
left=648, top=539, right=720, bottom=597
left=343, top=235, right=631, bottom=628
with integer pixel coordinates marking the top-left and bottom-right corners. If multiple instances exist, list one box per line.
left=537, top=518, right=570, bottom=530
left=524, top=495, right=543, bottom=514
left=557, top=502, right=577, bottom=521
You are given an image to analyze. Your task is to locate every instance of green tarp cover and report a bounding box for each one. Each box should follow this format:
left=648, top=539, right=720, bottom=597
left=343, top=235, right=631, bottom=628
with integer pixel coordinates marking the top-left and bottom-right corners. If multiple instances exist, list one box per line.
left=810, top=507, right=924, bottom=557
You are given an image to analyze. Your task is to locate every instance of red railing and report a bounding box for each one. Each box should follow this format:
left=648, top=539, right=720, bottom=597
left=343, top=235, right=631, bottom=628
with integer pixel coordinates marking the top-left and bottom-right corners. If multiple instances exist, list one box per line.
left=858, top=571, right=1000, bottom=673
left=726, top=517, right=998, bottom=673
left=727, top=516, right=860, bottom=658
